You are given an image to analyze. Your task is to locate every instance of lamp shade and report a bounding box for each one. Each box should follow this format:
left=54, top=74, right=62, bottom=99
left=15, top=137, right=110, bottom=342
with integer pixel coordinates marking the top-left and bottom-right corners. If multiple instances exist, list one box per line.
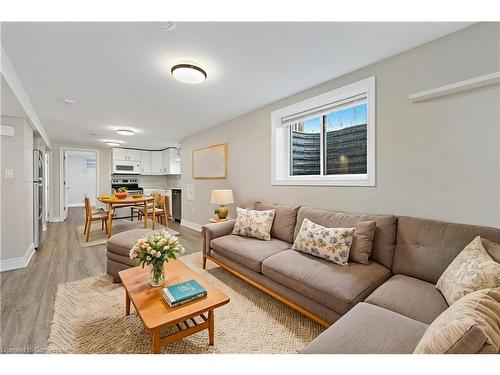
left=211, top=190, right=234, bottom=205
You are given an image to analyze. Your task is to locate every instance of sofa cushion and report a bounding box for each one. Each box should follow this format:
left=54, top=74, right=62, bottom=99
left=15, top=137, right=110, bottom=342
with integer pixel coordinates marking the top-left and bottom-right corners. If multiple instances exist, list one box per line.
left=261, top=250, right=391, bottom=315
left=349, top=220, right=377, bottom=264
left=393, top=216, right=500, bottom=284
left=210, top=234, right=291, bottom=273
left=232, top=207, right=276, bottom=241
left=414, top=288, right=500, bottom=354
left=106, top=229, right=156, bottom=255
left=294, top=207, right=397, bottom=269
left=254, top=202, right=300, bottom=243
left=301, top=302, right=428, bottom=354
left=365, top=274, right=448, bottom=324
left=436, top=236, right=500, bottom=305
left=292, top=218, right=355, bottom=266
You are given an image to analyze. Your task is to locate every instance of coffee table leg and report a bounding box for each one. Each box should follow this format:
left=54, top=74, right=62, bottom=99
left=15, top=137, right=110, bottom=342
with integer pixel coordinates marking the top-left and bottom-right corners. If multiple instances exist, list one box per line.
left=152, top=329, right=160, bottom=354
left=125, top=291, right=130, bottom=316
left=208, top=310, right=214, bottom=346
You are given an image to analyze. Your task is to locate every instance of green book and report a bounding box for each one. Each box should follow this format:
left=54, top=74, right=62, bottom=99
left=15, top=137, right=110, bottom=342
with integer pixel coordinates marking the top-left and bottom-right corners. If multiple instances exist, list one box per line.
left=162, top=279, right=207, bottom=306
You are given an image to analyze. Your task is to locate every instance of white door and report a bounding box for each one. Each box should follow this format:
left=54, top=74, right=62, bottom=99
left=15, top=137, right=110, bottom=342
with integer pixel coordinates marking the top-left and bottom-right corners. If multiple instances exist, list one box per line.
left=63, top=150, right=69, bottom=219
left=162, top=150, right=170, bottom=174
left=64, top=150, right=97, bottom=217
left=112, top=147, right=127, bottom=160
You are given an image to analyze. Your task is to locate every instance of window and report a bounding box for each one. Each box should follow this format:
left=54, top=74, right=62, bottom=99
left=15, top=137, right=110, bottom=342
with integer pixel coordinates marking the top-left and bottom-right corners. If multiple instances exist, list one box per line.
left=272, top=77, right=375, bottom=186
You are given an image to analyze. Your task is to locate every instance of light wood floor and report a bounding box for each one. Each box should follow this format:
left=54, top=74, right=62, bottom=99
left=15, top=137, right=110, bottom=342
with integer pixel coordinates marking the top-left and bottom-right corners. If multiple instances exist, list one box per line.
left=0, top=208, right=202, bottom=353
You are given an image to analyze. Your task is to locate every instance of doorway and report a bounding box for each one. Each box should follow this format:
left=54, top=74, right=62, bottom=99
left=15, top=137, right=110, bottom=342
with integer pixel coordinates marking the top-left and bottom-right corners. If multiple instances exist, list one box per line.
left=60, top=148, right=99, bottom=220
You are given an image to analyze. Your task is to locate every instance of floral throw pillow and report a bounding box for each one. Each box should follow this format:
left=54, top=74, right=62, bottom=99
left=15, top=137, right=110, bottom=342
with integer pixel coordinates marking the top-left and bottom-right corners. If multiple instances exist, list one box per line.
left=436, top=236, right=500, bottom=305
left=232, top=207, right=276, bottom=241
left=292, top=218, right=355, bottom=266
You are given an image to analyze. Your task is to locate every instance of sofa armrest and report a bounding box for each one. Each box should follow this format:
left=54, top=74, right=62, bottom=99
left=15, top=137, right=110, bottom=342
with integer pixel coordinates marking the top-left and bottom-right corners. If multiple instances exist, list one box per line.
left=202, top=220, right=236, bottom=256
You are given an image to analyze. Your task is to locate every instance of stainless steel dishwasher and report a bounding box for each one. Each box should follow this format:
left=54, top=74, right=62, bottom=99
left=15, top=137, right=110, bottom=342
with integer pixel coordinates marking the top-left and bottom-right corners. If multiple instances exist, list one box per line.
left=171, top=189, right=182, bottom=223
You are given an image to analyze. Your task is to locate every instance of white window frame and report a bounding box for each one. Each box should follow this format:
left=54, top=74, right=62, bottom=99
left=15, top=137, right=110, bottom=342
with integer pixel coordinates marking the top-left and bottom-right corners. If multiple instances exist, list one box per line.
left=271, top=76, right=375, bottom=186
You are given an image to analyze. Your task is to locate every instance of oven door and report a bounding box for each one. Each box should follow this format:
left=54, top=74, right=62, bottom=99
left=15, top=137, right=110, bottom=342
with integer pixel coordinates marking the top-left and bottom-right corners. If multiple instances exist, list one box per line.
left=113, top=161, right=141, bottom=174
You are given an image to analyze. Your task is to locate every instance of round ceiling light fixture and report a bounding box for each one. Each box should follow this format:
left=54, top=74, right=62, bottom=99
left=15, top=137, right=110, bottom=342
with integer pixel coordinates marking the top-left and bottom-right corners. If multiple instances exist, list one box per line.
left=116, top=129, right=135, bottom=136
left=171, top=64, right=207, bottom=84
left=150, top=21, right=176, bottom=31
left=106, top=142, right=121, bottom=147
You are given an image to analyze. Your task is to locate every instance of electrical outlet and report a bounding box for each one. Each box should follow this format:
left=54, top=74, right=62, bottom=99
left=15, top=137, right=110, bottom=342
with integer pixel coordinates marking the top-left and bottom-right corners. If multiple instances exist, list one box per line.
left=4, top=169, right=14, bottom=179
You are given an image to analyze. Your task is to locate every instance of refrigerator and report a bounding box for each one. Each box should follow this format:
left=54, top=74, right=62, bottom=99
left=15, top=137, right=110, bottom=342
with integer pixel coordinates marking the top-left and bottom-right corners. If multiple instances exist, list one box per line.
left=33, top=148, right=44, bottom=248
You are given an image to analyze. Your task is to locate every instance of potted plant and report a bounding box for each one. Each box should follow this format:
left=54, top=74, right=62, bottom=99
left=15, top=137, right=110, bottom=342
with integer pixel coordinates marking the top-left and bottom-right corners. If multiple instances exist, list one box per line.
left=129, top=230, right=185, bottom=287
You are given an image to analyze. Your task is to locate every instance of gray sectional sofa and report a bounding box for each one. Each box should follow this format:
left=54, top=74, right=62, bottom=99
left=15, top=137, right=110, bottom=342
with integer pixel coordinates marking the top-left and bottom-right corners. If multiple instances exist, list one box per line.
left=202, top=203, right=500, bottom=354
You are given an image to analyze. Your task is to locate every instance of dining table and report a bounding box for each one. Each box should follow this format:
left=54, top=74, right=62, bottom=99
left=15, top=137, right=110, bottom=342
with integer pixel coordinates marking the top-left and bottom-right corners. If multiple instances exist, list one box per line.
left=97, top=195, right=154, bottom=238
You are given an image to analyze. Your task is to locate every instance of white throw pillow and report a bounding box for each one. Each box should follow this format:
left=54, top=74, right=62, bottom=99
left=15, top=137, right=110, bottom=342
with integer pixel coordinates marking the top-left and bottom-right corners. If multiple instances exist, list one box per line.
left=436, top=236, right=500, bottom=305
left=231, top=207, right=276, bottom=241
left=292, top=218, right=355, bottom=266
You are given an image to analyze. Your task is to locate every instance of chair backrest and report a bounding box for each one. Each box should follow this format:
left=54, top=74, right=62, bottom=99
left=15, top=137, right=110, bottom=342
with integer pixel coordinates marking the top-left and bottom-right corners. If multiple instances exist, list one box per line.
left=84, top=196, right=91, bottom=217
left=163, top=194, right=170, bottom=215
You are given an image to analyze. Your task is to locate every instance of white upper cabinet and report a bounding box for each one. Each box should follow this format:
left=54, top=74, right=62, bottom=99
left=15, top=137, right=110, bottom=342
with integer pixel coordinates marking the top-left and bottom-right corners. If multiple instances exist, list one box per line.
left=150, top=151, right=163, bottom=175
left=161, top=148, right=181, bottom=175
left=112, top=148, right=141, bottom=161
left=140, top=151, right=151, bottom=174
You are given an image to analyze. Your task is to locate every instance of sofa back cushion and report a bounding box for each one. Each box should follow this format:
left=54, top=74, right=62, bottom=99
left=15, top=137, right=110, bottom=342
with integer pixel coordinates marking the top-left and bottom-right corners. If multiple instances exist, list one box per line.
left=393, top=216, right=500, bottom=284
left=254, top=202, right=300, bottom=243
left=293, top=207, right=397, bottom=269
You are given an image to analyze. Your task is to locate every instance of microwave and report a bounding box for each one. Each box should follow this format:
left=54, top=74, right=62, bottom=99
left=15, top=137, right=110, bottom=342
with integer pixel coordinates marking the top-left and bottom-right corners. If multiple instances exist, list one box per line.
left=113, top=160, right=141, bottom=174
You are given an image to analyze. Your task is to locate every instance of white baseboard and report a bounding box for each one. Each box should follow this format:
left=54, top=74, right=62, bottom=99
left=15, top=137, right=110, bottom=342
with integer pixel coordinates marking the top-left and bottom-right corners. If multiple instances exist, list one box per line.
left=181, top=219, right=202, bottom=232
left=49, top=217, right=64, bottom=222
left=68, top=203, right=84, bottom=208
left=0, top=243, right=35, bottom=272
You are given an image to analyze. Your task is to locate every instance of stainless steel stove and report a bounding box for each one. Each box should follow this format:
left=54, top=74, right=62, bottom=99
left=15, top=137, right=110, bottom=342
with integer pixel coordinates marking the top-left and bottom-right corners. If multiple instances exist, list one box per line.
left=111, top=178, right=144, bottom=219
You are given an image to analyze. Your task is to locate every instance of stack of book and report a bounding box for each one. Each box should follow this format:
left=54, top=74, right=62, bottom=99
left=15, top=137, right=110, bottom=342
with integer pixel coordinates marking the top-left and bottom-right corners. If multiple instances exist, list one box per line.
left=162, top=279, right=207, bottom=307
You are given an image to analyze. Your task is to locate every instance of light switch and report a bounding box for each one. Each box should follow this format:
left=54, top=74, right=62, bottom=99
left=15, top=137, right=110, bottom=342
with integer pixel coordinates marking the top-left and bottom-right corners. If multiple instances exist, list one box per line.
left=186, top=184, right=195, bottom=201
left=4, top=169, right=14, bottom=179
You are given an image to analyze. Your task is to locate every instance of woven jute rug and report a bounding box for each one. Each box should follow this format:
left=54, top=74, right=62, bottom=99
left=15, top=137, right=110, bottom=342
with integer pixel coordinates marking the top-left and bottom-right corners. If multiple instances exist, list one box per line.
left=48, top=252, right=324, bottom=354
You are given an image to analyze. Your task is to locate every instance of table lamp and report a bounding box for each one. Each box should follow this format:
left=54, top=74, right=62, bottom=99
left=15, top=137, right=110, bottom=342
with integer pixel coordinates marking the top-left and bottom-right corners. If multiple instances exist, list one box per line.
left=211, top=190, right=234, bottom=220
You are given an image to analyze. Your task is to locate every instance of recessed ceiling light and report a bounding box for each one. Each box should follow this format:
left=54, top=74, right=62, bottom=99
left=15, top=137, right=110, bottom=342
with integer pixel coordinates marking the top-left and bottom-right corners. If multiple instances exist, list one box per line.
left=171, top=64, right=207, bottom=84
left=150, top=21, right=176, bottom=31
left=106, top=142, right=121, bottom=147
left=61, top=97, right=75, bottom=105
left=116, top=129, right=135, bottom=136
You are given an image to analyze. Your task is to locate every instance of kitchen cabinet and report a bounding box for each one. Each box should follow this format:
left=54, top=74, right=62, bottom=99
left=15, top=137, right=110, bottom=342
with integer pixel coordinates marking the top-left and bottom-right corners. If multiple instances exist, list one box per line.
left=161, top=148, right=181, bottom=175
left=150, top=151, right=163, bottom=175
left=140, top=151, right=151, bottom=174
left=112, top=148, right=141, bottom=162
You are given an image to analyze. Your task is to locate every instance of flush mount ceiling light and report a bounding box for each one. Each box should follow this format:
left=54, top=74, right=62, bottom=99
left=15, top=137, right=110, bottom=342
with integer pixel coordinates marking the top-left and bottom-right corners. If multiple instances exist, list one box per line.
left=171, top=64, right=207, bottom=84
left=106, top=142, right=121, bottom=147
left=150, top=21, right=176, bottom=31
left=61, top=97, right=75, bottom=105
left=116, top=129, right=135, bottom=136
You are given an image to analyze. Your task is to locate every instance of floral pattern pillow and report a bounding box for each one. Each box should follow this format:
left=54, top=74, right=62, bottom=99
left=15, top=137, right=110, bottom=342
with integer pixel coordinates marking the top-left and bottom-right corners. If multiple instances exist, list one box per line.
left=232, top=207, right=276, bottom=241
left=292, top=218, right=355, bottom=266
left=436, top=236, right=500, bottom=305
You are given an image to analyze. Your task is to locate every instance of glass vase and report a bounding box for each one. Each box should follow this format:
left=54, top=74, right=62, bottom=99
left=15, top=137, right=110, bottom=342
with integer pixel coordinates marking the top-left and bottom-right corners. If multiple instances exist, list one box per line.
left=149, top=262, right=165, bottom=287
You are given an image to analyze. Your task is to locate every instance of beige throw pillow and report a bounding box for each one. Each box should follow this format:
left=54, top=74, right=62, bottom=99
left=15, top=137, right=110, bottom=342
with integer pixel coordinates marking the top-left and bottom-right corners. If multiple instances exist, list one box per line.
left=414, top=288, right=500, bottom=354
left=348, top=221, right=376, bottom=264
left=232, top=207, right=275, bottom=241
left=436, top=236, right=500, bottom=305
left=292, top=218, right=355, bottom=266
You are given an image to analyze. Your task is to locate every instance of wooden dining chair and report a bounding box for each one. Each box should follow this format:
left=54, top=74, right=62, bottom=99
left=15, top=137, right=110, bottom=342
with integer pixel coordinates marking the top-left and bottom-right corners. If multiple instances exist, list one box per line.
left=83, top=196, right=109, bottom=242
left=137, top=193, right=169, bottom=229
left=130, top=192, right=157, bottom=221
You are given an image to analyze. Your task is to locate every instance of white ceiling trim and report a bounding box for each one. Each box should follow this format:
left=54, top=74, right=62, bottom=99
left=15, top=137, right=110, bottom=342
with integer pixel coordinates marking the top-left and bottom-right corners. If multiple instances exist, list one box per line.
left=1, top=45, right=51, bottom=148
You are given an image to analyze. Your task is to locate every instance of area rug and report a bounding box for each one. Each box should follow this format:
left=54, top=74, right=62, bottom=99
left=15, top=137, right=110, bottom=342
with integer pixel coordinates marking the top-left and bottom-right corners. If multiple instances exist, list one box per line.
left=76, top=219, right=179, bottom=247
left=48, top=252, right=324, bottom=353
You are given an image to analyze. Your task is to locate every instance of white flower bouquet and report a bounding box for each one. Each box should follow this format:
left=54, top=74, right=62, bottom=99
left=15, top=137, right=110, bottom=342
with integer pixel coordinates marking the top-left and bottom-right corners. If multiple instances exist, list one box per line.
left=129, top=230, right=185, bottom=286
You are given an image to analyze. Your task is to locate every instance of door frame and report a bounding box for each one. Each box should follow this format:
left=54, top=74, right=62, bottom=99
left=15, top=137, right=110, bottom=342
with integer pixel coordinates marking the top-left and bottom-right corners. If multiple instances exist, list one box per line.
left=59, top=147, right=100, bottom=220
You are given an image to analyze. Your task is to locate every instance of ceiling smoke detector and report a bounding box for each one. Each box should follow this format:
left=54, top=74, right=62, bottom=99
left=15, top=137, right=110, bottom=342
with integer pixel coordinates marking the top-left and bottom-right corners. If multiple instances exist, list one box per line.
left=61, top=97, right=75, bottom=105
left=150, top=22, right=176, bottom=31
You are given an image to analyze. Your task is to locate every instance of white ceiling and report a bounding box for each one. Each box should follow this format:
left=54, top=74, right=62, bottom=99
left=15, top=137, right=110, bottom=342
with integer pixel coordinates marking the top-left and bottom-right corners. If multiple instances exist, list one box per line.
left=1, top=22, right=471, bottom=149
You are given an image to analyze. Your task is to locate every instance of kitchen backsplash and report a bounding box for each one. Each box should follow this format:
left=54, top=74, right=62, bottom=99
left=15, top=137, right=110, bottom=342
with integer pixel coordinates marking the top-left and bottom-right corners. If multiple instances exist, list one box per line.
left=115, top=174, right=181, bottom=189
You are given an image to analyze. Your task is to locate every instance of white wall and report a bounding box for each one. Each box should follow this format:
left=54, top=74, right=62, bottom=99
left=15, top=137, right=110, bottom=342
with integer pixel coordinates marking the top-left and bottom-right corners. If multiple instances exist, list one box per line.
left=0, top=116, right=34, bottom=269
left=66, top=152, right=97, bottom=206
left=181, top=23, right=500, bottom=228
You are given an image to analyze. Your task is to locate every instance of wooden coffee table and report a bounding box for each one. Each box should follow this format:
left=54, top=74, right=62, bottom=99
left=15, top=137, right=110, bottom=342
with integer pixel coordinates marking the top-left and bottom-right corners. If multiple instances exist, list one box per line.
left=119, top=259, right=230, bottom=353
